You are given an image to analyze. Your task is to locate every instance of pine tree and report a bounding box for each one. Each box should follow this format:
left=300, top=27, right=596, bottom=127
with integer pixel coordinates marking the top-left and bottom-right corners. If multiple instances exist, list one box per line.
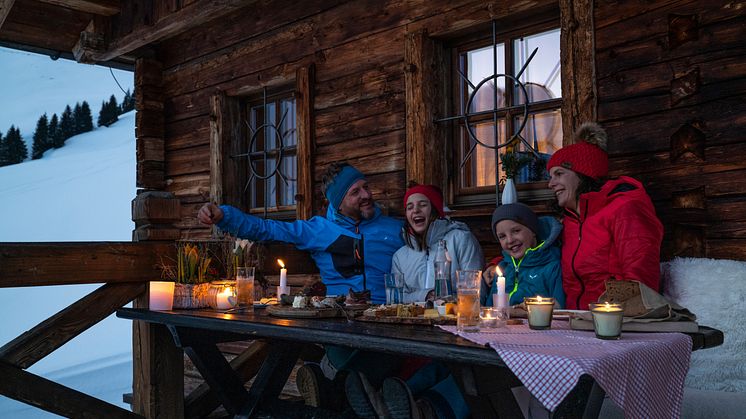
left=60, top=105, right=75, bottom=141
left=5, top=126, right=28, bottom=164
left=0, top=131, right=6, bottom=167
left=48, top=114, right=61, bottom=149
left=98, top=95, right=120, bottom=127
left=80, top=101, right=94, bottom=132
left=31, top=114, right=50, bottom=159
left=97, top=100, right=108, bottom=127
left=73, top=102, right=84, bottom=135
left=121, top=89, right=135, bottom=113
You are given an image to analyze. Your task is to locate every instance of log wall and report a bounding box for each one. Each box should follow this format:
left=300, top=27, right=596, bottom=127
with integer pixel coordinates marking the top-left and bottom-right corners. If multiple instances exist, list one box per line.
left=595, top=0, right=746, bottom=260
left=140, top=0, right=746, bottom=268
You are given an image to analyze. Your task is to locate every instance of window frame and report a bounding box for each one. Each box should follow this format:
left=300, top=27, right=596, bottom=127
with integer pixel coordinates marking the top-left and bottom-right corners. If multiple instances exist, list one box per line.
left=447, top=19, right=562, bottom=205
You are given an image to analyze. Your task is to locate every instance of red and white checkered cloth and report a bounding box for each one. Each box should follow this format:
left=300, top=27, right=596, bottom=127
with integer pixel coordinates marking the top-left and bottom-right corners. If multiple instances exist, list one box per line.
left=439, top=321, right=692, bottom=419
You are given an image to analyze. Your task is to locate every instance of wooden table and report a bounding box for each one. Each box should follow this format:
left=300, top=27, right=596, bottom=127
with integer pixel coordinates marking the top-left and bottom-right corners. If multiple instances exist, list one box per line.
left=117, top=307, right=723, bottom=418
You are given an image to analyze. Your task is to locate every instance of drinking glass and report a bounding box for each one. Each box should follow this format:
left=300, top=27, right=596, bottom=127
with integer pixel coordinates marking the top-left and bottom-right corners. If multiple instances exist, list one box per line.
left=236, top=267, right=255, bottom=307
left=456, top=270, right=482, bottom=332
left=384, top=273, right=405, bottom=304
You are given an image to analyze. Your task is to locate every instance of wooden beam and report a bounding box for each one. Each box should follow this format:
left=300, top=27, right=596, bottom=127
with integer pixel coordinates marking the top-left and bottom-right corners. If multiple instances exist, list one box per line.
left=0, top=282, right=146, bottom=369
left=0, top=0, right=15, bottom=30
left=0, top=242, right=175, bottom=287
left=296, top=64, right=316, bottom=220
left=0, top=360, right=143, bottom=419
left=404, top=30, right=447, bottom=188
left=88, top=0, right=254, bottom=63
left=559, top=0, right=597, bottom=139
left=37, top=0, right=120, bottom=16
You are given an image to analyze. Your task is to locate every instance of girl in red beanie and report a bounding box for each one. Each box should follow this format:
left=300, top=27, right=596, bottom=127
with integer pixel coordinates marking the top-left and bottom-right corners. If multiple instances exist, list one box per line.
left=547, top=122, right=664, bottom=309
left=391, top=184, right=484, bottom=302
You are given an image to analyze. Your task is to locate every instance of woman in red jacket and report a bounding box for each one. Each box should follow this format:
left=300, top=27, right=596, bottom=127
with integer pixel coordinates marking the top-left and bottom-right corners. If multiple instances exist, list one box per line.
left=546, top=122, right=663, bottom=309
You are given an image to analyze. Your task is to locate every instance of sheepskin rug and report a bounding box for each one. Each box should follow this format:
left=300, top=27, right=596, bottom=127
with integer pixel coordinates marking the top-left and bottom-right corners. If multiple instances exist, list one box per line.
left=662, top=257, right=746, bottom=392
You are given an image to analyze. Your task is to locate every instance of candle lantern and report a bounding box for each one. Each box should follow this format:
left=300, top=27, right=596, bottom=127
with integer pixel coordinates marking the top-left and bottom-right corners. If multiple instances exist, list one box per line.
left=524, top=296, right=555, bottom=330
left=208, top=283, right=237, bottom=310
left=149, top=281, right=175, bottom=311
left=589, top=302, right=625, bottom=339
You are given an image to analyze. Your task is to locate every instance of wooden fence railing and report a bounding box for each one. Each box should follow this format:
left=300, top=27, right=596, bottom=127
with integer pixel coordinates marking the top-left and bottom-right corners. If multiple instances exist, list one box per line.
left=0, top=241, right=172, bottom=418
left=0, top=241, right=318, bottom=418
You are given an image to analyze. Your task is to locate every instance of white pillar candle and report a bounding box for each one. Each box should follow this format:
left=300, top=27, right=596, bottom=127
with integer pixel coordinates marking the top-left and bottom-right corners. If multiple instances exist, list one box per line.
left=149, top=281, right=174, bottom=311
left=524, top=296, right=555, bottom=330
left=590, top=302, right=624, bottom=339
left=277, top=259, right=289, bottom=296
left=495, top=266, right=507, bottom=308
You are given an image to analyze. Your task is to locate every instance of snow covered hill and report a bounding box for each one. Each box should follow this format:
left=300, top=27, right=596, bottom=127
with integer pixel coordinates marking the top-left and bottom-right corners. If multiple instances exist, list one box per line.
left=0, top=48, right=136, bottom=417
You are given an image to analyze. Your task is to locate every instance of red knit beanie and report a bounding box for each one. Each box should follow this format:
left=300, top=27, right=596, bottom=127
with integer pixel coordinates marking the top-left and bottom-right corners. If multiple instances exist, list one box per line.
left=546, top=122, right=609, bottom=180
left=403, top=185, right=445, bottom=217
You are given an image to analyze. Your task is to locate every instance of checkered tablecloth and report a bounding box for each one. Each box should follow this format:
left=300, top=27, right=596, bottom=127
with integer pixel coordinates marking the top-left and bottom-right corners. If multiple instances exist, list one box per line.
left=438, top=321, right=692, bottom=419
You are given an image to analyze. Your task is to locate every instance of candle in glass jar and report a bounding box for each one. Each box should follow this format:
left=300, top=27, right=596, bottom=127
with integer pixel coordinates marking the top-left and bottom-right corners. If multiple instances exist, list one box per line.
left=524, top=296, right=555, bottom=330
left=215, top=286, right=236, bottom=310
left=590, top=302, right=624, bottom=339
left=479, top=307, right=505, bottom=330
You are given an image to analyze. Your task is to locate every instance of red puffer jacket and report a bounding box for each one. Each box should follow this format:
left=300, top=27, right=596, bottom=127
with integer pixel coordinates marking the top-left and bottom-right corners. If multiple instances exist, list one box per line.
left=561, top=176, right=663, bottom=309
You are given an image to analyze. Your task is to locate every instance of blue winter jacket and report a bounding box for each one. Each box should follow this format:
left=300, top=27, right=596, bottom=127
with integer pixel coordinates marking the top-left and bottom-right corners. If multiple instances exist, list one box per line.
left=482, top=216, right=565, bottom=308
left=216, top=204, right=404, bottom=304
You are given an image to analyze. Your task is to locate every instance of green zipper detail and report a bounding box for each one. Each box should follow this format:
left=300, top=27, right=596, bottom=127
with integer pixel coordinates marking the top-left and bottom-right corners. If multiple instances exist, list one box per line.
left=507, top=241, right=545, bottom=299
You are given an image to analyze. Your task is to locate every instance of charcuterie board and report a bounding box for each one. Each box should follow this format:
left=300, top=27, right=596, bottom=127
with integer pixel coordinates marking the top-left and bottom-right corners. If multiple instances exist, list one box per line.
left=266, top=305, right=342, bottom=318
left=357, top=314, right=456, bottom=325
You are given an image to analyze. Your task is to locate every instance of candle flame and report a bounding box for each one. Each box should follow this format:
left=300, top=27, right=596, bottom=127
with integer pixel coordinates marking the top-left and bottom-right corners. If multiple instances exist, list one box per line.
left=537, top=295, right=543, bottom=302
left=495, top=266, right=502, bottom=277
left=277, top=259, right=285, bottom=268
left=605, top=301, right=611, bottom=309
left=219, top=286, right=233, bottom=296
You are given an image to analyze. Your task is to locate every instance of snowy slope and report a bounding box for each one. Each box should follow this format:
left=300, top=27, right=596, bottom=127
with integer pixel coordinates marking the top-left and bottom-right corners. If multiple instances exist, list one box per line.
left=0, top=48, right=136, bottom=417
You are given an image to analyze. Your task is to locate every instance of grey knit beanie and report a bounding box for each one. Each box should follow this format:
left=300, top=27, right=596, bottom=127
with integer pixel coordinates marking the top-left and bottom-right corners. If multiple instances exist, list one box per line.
left=491, top=203, right=539, bottom=240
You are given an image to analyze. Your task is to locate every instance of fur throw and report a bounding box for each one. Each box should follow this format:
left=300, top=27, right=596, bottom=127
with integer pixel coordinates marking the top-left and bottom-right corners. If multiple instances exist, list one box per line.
left=662, top=258, right=746, bottom=392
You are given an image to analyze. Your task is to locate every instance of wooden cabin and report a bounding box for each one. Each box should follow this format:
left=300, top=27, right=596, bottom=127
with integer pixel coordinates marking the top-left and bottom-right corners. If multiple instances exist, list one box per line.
left=1, top=0, right=744, bottom=417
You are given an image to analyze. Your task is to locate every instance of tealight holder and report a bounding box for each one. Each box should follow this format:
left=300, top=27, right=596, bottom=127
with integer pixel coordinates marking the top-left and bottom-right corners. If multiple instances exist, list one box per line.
left=589, top=302, right=624, bottom=340
left=208, top=282, right=237, bottom=310
left=479, top=307, right=507, bottom=330
left=524, top=296, right=555, bottom=330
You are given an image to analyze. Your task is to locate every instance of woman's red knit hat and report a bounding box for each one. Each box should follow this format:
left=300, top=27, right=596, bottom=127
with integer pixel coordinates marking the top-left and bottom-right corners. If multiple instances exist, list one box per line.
left=404, top=184, right=445, bottom=217
left=546, top=122, right=609, bottom=180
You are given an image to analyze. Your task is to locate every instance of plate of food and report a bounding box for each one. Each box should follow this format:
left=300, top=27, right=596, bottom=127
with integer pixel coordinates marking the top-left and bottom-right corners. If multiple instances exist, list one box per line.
left=267, top=281, right=370, bottom=319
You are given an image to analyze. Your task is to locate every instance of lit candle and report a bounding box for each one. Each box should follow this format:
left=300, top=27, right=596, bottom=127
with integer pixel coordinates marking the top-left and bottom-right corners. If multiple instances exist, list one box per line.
left=479, top=307, right=505, bottom=330
left=215, top=286, right=236, bottom=310
left=493, top=266, right=507, bottom=309
left=277, top=259, right=289, bottom=297
left=149, top=281, right=175, bottom=311
left=524, top=296, right=555, bottom=330
left=590, top=302, right=624, bottom=339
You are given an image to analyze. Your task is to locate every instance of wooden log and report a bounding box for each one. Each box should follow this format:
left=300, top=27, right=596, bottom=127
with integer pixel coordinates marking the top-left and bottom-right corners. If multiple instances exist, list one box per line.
left=559, top=0, right=596, bottom=138
left=132, top=295, right=184, bottom=419
left=315, top=130, right=405, bottom=168
left=0, top=242, right=174, bottom=287
left=135, top=58, right=163, bottom=88
left=137, top=160, right=166, bottom=190
left=132, top=190, right=181, bottom=224
left=37, top=0, right=120, bottom=16
left=0, top=282, right=145, bottom=369
left=165, top=117, right=211, bottom=150
left=137, top=136, right=165, bottom=162
left=0, top=361, right=142, bottom=418
left=296, top=64, right=315, bottom=220
left=0, top=0, right=16, bottom=30
left=136, top=110, right=165, bottom=138
left=89, top=0, right=255, bottom=62
left=405, top=29, right=448, bottom=187
left=166, top=144, right=211, bottom=176
left=132, top=225, right=182, bottom=241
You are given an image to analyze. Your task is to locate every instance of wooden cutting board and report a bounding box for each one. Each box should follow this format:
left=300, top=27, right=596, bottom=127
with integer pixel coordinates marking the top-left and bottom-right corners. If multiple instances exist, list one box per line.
left=356, top=314, right=456, bottom=325
left=266, top=305, right=342, bottom=318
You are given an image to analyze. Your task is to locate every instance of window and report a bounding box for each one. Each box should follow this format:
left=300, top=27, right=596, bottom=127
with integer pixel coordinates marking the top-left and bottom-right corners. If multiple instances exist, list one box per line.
left=451, top=25, right=562, bottom=202
left=212, top=65, right=314, bottom=222
left=243, top=91, right=297, bottom=216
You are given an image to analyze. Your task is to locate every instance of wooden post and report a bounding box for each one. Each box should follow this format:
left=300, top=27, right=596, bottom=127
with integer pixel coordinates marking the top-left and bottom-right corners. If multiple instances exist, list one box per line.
left=135, top=57, right=165, bottom=190
left=296, top=64, right=315, bottom=220
left=559, top=0, right=596, bottom=139
left=404, top=30, right=447, bottom=189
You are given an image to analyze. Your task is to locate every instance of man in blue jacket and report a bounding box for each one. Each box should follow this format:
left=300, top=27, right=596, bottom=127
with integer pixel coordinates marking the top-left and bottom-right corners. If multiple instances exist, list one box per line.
left=197, top=162, right=404, bottom=304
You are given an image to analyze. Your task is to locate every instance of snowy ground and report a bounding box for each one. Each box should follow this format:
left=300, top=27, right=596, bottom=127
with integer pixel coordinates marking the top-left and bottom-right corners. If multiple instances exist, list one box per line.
left=0, top=47, right=136, bottom=417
